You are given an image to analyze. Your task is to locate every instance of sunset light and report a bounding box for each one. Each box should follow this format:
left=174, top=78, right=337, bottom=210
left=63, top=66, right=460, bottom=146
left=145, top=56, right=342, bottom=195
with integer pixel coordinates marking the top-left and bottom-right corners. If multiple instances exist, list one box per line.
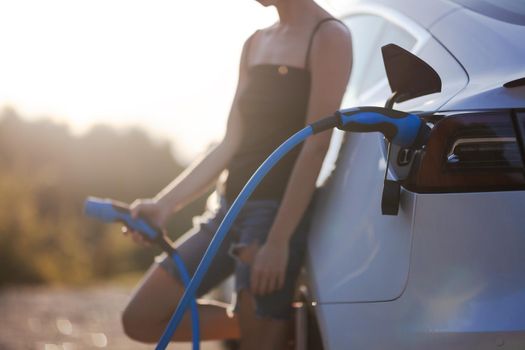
left=0, top=0, right=278, bottom=161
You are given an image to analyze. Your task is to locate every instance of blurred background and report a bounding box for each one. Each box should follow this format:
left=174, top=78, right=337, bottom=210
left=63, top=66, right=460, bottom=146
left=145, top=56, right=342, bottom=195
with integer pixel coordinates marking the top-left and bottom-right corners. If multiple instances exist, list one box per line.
left=0, top=0, right=339, bottom=348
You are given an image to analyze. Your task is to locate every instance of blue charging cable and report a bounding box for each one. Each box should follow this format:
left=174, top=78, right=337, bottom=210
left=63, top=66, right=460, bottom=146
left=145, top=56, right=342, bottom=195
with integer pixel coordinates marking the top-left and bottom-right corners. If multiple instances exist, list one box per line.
left=154, top=106, right=429, bottom=349
left=84, top=107, right=427, bottom=349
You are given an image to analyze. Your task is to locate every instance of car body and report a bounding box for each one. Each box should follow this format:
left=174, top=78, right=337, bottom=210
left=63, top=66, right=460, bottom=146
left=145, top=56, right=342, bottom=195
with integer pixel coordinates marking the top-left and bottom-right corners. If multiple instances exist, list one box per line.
left=305, top=1, right=525, bottom=349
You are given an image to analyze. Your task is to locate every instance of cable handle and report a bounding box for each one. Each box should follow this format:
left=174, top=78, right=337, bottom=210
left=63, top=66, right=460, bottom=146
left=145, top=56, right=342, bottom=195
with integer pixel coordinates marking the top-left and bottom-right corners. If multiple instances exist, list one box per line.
left=309, top=106, right=429, bottom=149
left=83, top=197, right=175, bottom=254
left=336, top=106, right=429, bottom=149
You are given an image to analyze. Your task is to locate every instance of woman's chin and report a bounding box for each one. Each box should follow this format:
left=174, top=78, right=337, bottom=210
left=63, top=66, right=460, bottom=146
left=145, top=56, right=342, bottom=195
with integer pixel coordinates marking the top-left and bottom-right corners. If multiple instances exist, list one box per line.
left=256, top=0, right=278, bottom=7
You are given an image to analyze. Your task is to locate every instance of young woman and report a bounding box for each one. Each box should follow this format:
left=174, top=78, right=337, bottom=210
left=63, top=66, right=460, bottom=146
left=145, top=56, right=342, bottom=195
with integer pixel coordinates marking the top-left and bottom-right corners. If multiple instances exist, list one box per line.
left=121, top=0, right=352, bottom=348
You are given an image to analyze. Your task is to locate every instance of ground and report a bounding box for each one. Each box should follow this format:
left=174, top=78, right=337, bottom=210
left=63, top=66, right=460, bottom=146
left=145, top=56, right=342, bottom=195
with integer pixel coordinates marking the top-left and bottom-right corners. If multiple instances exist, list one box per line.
left=0, top=285, right=225, bottom=350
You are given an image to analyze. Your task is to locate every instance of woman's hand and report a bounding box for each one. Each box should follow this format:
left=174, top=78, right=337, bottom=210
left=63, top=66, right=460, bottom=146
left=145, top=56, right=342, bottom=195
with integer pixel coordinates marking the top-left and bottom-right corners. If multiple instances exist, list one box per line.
left=251, top=241, right=289, bottom=295
left=122, top=198, right=171, bottom=246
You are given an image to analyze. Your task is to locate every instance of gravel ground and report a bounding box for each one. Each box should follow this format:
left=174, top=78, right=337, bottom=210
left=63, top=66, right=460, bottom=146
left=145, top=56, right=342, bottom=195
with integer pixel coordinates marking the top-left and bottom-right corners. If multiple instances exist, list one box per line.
left=0, top=285, right=225, bottom=350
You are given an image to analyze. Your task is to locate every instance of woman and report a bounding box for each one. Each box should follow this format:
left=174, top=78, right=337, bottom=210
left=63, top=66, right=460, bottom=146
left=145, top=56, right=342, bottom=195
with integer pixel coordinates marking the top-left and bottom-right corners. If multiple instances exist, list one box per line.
left=121, top=0, right=352, bottom=348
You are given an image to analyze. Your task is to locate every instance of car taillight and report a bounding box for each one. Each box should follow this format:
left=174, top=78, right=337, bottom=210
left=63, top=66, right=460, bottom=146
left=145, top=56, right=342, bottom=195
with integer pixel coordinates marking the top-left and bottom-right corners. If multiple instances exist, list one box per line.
left=403, top=110, right=525, bottom=193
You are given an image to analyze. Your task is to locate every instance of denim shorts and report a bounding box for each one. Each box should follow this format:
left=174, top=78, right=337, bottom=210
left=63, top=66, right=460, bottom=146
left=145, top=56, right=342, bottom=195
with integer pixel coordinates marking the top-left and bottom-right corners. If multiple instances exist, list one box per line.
left=156, top=194, right=313, bottom=320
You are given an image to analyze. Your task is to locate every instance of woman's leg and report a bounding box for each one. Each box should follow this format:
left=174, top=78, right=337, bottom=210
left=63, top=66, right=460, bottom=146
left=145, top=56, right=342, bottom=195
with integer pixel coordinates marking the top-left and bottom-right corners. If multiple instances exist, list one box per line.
left=232, top=197, right=314, bottom=350
left=237, top=290, right=290, bottom=350
left=122, top=262, right=240, bottom=343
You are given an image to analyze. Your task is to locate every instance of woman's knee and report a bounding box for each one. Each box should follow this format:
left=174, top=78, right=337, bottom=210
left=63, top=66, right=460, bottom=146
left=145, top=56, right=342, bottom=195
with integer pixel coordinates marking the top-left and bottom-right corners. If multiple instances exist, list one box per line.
left=121, top=264, right=184, bottom=342
left=121, top=301, right=150, bottom=342
left=121, top=291, right=166, bottom=342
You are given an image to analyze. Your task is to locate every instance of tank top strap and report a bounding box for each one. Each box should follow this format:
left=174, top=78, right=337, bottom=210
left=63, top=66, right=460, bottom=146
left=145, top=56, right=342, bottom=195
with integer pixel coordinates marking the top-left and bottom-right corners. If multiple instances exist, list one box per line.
left=304, top=18, right=345, bottom=69
left=243, top=30, right=260, bottom=68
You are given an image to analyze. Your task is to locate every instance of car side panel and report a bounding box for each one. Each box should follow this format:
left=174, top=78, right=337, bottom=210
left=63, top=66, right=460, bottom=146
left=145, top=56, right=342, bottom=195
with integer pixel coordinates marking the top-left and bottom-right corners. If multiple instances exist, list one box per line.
left=314, top=191, right=525, bottom=349
left=307, top=132, right=415, bottom=303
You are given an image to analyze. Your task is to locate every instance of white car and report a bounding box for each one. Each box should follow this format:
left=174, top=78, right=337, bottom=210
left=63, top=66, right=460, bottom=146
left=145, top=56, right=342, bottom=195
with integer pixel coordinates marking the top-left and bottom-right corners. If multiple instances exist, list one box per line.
left=303, top=0, right=525, bottom=349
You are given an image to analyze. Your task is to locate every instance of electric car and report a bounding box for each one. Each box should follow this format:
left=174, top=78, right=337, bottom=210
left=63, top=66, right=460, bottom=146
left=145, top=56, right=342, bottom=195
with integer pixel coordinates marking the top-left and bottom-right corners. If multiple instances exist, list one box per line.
left=303, top=0, right=525, bottom=349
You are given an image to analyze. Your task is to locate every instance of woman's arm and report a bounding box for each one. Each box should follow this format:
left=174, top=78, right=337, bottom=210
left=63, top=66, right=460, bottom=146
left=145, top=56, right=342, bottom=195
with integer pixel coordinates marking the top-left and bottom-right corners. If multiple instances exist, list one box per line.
left=251, top=21, right=352, bottom=295
left=127, top=35, right=252, bottom=232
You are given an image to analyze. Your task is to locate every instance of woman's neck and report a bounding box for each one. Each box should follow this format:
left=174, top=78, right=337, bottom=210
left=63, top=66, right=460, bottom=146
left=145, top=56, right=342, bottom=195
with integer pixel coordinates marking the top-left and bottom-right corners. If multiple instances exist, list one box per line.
left=275, top=0, right=320, bottom=27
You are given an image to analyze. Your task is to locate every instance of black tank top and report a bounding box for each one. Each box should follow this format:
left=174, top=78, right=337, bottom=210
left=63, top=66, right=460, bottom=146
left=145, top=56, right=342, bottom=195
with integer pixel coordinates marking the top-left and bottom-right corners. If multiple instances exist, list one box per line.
left=225, top=18, right=341, bottom=202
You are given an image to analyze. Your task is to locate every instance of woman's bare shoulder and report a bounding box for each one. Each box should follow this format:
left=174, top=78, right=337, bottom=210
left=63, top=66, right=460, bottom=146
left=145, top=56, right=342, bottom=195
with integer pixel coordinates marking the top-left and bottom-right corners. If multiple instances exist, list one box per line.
left=241, top=23, right=279, bottom=54
left=258, top=22, right=279, bottom=33
left=309, top=18, right=352, bottom=61
left=308, top=18, right=352, bottom=72
left=316, top=18, right=351, bottom=43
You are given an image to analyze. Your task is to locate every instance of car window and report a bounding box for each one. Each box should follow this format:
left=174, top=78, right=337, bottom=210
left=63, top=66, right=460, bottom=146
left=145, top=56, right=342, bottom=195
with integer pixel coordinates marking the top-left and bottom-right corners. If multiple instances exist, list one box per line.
left=452, top=0, right=525, bottom=26
left=342, top=15, right=385, bottom=102
left=342, top=14, right=417, bottom=104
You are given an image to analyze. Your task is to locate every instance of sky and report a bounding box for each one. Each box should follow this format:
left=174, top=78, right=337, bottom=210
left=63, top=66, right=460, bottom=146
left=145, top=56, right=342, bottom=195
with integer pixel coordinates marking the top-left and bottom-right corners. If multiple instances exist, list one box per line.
left=0, top=0, right=340, bottom=163
left=0, top=0, right=277, bottom=162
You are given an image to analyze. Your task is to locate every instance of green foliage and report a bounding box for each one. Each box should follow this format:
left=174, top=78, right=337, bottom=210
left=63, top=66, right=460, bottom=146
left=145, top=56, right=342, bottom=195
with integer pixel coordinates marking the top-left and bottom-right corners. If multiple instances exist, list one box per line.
left=0, top=107, right=209, bottom=286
